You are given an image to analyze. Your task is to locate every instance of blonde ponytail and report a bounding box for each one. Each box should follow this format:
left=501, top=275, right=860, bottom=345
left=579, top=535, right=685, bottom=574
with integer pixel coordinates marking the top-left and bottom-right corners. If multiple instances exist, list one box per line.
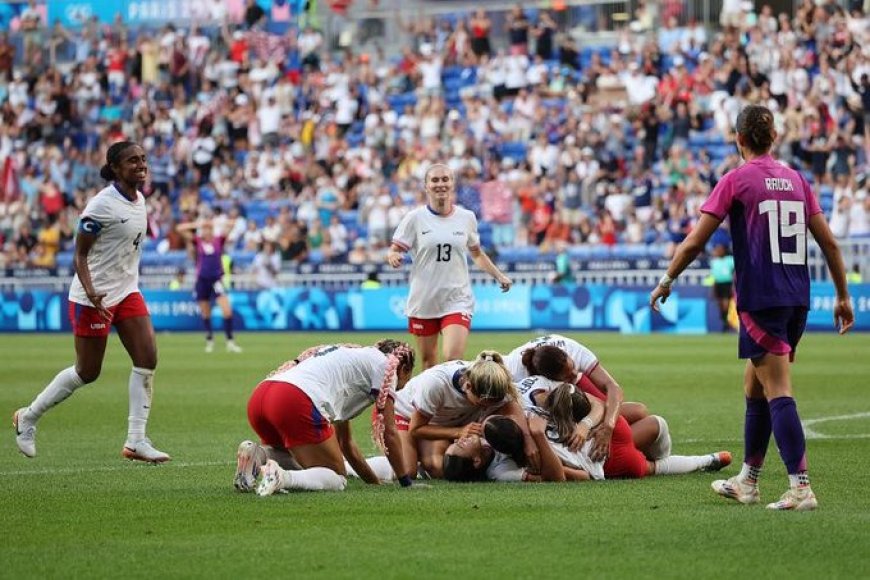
left=466, top=350, right=516, bottom=401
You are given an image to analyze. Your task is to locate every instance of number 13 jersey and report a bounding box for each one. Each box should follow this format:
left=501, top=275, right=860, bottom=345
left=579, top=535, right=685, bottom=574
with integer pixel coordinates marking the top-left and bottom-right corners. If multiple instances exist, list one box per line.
left=392, top=205, right=481, bottom=318
left=700, top=154, right=822, bottom=312
left=69, top=184, right=147, bottom=308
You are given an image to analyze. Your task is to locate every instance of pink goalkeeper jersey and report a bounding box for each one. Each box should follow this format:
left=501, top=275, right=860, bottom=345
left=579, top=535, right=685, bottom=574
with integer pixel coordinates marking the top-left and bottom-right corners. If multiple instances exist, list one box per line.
left=700, top=155, right=822, bottom=312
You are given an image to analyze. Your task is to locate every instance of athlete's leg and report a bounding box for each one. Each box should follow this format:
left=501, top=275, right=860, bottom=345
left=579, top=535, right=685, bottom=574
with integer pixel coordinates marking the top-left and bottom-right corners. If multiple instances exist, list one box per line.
left=258, top=435, right=348, bottom=493
left=116, top=314, right=168, bottom=462
left=622, top=402, right=649, bottom=424
left=631, top=415, right=662, bottom=459
left=416, top=334, right=441, bottom=370
left=199, top=300, right=214, bottom=348
left=417, top=439, right=452, bottom=478
left=441, top=323, right=470, bottom=362
left=215, top=294, right=239, bottom=350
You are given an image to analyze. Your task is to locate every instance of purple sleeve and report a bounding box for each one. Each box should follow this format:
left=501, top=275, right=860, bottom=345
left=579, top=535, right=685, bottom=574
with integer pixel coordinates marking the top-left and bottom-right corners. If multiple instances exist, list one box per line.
left=700, top=172, right=735, bottom=220
left=798, top=173, right=823, bottom=216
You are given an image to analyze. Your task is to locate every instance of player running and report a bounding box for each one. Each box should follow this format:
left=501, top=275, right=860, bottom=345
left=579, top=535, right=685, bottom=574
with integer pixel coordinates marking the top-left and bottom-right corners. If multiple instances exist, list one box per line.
left=651, top=104, right=854, bottom=511
left=236, top=340, right=419, bottom=495
left=13, top=141, right=170, bottom=463
left=386, top=164, right=513, bottom=369
left=177, top=219, right=241, bottom=353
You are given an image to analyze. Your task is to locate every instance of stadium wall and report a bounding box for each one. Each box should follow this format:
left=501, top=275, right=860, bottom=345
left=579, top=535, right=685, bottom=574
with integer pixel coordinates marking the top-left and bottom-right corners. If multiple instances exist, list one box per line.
left=2, top=283, right=868, bottom=334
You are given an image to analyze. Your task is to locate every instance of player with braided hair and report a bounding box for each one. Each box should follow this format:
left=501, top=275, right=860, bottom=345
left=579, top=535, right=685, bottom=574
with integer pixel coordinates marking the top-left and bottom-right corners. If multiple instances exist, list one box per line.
left=234, top=340, right=418, bottom=495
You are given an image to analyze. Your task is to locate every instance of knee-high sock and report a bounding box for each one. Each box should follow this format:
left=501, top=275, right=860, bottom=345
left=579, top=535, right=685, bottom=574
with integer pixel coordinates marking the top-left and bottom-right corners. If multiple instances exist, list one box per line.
left=654, top=454, right=716, bottom=475
left=203, top=317, right=213, bottom=340
left=769, top=396, right=808, bottom=481
left=128, top=367, right=154, bottom=442
left=344, top=457, right=396, bottom=481
left=282, top=467, right=347, bottom=491
left=647, top=415, right=672, bottom=461
left=27, top=366, right=85, bottom=420
left=223, top=317, right=234, bottom=340
left=743, top=397, right=771, bottom=469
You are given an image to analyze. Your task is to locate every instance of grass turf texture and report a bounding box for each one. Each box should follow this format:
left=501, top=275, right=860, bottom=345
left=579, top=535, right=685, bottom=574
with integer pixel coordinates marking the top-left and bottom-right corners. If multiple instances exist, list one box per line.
left=2, top=332, right=869, bottom=579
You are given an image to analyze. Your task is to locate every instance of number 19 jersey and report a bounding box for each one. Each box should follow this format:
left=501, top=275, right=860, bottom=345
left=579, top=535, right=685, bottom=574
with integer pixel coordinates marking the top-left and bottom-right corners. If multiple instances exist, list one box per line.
left=69, top=185, right=147, bottom=308
left=391, top=205, right=481, bottom=318
left=700, top=155, right=822, bottom=312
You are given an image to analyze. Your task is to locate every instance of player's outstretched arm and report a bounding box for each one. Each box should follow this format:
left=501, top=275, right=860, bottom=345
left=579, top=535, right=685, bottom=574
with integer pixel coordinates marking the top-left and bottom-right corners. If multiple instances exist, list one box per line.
left=469, top=247, right=513, bottom=292
left=335, top=421, right=380, bottom=484
left=808, top=212, right=854, bottom=334
left=379, top=398, right=412, bottom=486
left=650, top=213, right=722, bottom=311
left=527, top=414, right=566, bottom=482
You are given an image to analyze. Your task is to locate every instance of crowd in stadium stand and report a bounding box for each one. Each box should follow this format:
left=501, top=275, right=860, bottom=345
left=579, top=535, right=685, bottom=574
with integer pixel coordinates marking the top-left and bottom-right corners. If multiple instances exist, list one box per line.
left=0, top=0, right=867, bottom=274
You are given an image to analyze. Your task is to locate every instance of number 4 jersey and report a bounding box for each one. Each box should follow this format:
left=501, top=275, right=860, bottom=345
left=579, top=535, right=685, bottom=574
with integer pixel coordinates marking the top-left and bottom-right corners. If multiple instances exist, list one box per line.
left=391, top=205, right=481, bottom=318
left=700, top=154, right=822, bottom=312
left=69, top=184, right=147, bottom=308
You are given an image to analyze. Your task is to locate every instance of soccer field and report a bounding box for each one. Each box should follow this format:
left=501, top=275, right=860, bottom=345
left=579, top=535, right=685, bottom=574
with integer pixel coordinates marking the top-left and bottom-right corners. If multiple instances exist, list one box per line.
left=2, top=332, right=869, bottom=579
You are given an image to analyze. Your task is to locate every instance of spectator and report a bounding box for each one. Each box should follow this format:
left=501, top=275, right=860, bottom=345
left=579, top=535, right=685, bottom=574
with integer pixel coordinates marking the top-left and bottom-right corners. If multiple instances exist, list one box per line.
left=252, top=241, right=281, bottom=289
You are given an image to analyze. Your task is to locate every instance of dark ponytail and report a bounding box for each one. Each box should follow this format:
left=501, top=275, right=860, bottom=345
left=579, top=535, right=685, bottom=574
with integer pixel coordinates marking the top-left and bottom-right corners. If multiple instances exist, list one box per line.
left=546, top=383, right=592, bottom=443
left=100, top=140, right=138, bottom=181
left=735, top=105, right=775, bottom=155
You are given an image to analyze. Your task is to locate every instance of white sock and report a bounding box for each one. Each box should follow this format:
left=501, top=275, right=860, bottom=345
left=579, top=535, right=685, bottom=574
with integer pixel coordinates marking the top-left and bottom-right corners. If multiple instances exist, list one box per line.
left=738, top=463, right=762, bottom=484
left=365, top=456, right=396, bottom=481
left=647, top=415, right=672, bottom=460
left=127, top=367, right=154, bottom=442
left=284, top=468, right=347, bottom=491
left=27, top=366, right=85, bottom=420
left=343, top=457, right=396, bottom=481
left=654, top=454, right=713, bottom=475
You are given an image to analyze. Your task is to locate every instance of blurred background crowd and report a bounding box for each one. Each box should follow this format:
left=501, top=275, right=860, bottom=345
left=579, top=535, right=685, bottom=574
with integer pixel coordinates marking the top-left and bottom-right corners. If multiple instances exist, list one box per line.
left=0, top=0, right=867, bottom=277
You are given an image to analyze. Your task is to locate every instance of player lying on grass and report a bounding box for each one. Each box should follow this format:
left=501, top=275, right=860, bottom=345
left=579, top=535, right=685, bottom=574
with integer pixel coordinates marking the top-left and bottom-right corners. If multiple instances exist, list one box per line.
left=234, top=339, right=419, bottom=495
left=515, top=375, right=732, bottom=479
left=506, top=336, right=670, bottom=462
left=391, top=350, right=540, bottom=479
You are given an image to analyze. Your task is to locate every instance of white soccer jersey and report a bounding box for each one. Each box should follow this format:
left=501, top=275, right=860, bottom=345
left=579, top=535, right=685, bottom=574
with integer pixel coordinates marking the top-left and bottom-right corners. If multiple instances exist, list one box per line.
left=391, top=205, right=481, bottom=319
left=504, top=335, right=599, bottom=382
left=69, top=184, right=147, bottom=308
left=410, top=360, right=508, bottom=426
left=270, top=346, right=395, bottom=423
left=393, top=384, right=415, bottom=420
left=486, top=450, right=525, bottom=482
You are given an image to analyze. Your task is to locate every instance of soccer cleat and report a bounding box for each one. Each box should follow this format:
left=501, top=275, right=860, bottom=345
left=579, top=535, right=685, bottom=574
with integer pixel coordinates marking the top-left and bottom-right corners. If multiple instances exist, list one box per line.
left=122, top=438, right=171, bottom=463
left=205, top=340, right=214, bottom=353
left=234, top=440, right=266, bottom=492
left=13, top=408, right=37, bottom=458
left=712, top=475, right=760, bottom=504
left=226, top=341, right=243, bottom=353
left=702, top=451, right=732, bottom=472
left=766, top=486, right=818, bottom=511
left=256, top=460, right=287, bottom=496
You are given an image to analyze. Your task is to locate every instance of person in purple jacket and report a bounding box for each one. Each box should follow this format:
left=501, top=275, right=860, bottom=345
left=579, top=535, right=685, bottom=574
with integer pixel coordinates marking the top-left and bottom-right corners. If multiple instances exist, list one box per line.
left=650, top=105, right=854, bottom=512
left=178, top=219, right=242, bottom=353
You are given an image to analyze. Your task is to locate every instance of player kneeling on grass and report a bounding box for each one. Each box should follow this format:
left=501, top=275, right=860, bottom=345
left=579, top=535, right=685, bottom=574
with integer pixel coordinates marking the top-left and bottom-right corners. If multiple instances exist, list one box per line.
left=234, top=339, right=419, bottom=494
left=516, top=375, right=732, bottom=479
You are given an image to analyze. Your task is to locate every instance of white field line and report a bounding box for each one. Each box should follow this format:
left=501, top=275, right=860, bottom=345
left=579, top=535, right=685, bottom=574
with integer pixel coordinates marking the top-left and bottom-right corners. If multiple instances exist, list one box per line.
left=801, top=412, right=870, bottom=439
left=0, top=459, right=234, bottom=477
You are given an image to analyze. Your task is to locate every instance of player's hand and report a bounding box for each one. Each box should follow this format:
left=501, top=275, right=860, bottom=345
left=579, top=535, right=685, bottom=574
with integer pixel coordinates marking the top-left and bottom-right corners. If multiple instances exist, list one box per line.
left=458, top=422, right=483, bottom=438
left=834, top=297, right=854, bottom=335
left=497, top=275, right=513, bottom=293
left=87, top=292, right=112, bottom=321
left=386, top=251, right=404, bottom=268
left=588, top=424, right=613, bottom=462
left=649, top=284, right=671, bottom=313
left=527, top=413, right=548, bottom=437
left=567, top=423, right=589, bottom=452
left=523, top=436, right=541, bottom=473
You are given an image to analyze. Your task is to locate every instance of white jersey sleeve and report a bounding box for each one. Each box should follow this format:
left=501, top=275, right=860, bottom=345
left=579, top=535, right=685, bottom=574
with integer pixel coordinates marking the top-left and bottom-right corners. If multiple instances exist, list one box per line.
left=486, top=451, right=526, bottom=482
left=395, top=206, right=479, bottom=319
left=550, top=439, right=605, bottom=480
left=68, top=185, right=147, bottom=308
left=505, top=334, right=600, bottom=381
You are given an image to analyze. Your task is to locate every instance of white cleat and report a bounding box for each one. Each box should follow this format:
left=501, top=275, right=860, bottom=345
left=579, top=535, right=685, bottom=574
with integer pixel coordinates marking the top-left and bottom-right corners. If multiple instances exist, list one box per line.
left=13, top=408, right=37, bottom=458
left=122, top=438, right=171, bottom=463
left=766, top=486, right=818, bottom=511
left=256, top=460, right=287, bottom=496
left=234, top=440, right=266, bottom=492
left=226, top=341, right=243, bottom=353
left=205, top=340, right=214, bottom=353
left=711, top=475, right=760, bottom=505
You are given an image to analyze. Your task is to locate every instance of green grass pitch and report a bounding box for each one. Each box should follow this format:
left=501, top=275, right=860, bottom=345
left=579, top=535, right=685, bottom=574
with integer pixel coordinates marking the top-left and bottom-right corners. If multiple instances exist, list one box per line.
left=2, top=331, right=869, bottom=579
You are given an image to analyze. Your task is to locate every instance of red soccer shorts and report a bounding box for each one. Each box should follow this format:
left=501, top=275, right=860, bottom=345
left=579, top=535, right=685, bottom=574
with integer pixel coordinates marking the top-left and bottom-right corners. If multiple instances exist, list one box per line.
left=247, top=380, right=334, bottom=449
left=69, top=292, right=149, bottom=338
left=408, top=312, right=472, bottom=337
left=603, top=416, right=649, bottom=479
left=370, top=406, right=410, bottom=431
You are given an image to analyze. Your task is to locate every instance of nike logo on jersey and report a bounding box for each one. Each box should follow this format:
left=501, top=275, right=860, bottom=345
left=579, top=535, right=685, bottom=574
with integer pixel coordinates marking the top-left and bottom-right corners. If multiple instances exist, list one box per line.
left=120, top=218, right=130, bottom=223
left=422, top=230, right=432, bottom=235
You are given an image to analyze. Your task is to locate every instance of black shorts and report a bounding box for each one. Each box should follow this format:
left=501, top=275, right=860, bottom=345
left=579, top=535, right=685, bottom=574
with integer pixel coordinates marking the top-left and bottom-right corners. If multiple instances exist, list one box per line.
left=713, top=282, right=733, bottom=300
